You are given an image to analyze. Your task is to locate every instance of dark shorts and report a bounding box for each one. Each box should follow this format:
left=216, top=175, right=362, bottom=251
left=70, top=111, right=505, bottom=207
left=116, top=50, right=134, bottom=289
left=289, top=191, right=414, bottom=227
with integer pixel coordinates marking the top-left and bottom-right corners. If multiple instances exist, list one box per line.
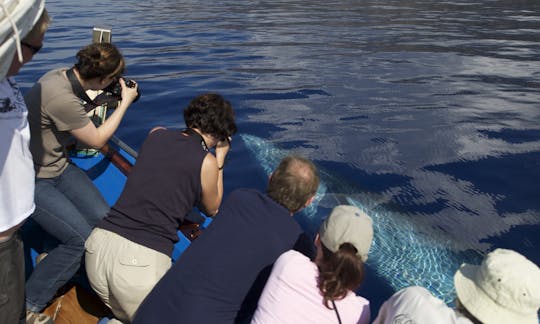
left=0, top=233, right=25, bottom=324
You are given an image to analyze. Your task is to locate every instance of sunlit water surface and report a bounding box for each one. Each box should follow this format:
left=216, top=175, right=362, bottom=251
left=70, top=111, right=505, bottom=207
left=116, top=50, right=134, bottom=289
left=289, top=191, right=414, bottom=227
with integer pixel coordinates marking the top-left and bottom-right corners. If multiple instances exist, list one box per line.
left=17, top=0, right=540, bottom=316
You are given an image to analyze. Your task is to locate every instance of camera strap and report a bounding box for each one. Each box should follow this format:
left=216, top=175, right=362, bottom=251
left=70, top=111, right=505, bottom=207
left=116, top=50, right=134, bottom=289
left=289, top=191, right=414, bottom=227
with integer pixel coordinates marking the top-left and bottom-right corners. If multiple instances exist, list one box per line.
left=66, top=67, right=98, bottom=112
left=183, top=128, right=209, bottom=152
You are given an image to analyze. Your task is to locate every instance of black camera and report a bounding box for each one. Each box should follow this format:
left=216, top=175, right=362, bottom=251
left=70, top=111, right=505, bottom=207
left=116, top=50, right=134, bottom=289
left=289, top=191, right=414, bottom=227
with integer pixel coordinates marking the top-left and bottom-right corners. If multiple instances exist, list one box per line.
left=95, top=78, right=141, bottom=108
left=104, top=78, right=141, bottom=102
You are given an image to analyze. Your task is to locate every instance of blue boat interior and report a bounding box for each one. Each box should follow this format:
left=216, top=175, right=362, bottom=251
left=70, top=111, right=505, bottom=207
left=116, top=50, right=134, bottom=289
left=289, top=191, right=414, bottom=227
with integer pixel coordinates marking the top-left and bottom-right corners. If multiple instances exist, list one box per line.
left=22, top=142, right=212, bottom=277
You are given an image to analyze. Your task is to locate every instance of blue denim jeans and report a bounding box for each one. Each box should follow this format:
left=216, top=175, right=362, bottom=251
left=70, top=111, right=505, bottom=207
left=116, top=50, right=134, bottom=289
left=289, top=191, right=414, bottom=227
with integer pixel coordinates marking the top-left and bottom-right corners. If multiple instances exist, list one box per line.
left=26, top=164, right=109, bottom=312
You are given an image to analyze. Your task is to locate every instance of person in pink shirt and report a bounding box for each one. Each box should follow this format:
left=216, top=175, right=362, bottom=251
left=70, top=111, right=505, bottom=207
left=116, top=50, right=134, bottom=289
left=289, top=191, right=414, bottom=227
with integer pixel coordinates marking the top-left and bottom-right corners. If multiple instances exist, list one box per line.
left=251, top=205, right=373, bottom=324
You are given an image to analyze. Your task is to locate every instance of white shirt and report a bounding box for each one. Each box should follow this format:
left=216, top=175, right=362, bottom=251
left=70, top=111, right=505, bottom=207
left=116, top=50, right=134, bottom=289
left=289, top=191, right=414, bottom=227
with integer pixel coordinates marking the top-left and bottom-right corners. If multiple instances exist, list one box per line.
left=0, top=77, right=35, bottom=232
left=373, top=286, right=473, bottom=324
left=251, top=250, right=371, bottom=324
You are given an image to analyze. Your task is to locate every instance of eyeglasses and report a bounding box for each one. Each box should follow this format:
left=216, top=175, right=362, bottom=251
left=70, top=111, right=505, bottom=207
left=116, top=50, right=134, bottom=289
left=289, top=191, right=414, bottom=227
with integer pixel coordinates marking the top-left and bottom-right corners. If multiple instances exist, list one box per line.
left=22, top=42, right=43, bottom=55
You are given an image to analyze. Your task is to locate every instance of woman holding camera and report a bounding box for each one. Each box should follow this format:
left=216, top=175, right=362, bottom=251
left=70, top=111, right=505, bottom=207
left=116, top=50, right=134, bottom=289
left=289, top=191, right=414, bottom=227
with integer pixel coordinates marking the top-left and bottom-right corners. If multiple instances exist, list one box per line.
left=24, top=42, right=139, bottom=316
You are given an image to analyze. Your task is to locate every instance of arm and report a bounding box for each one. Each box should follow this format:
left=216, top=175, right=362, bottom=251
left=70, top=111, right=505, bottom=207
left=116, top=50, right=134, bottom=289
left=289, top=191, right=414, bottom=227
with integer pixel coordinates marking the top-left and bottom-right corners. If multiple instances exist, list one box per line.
left=70, top=79, right=138, bottom=149
left=199, top=153, right=221, bottom=216
left=199, top=138, right=231, bottom=216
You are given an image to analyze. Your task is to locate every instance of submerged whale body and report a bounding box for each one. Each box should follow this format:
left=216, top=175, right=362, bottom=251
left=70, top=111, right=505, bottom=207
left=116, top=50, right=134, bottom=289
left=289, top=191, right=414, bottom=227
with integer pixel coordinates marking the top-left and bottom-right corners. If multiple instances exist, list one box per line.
left=240, top=133, right=481, bottom=304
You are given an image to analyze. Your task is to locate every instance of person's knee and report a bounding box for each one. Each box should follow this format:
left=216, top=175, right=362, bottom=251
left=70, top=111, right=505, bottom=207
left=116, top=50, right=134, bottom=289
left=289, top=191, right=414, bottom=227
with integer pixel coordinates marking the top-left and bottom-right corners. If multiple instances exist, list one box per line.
left=64, top=231, right=88, bottom=254
left=88, top=205, right=109, bottom=227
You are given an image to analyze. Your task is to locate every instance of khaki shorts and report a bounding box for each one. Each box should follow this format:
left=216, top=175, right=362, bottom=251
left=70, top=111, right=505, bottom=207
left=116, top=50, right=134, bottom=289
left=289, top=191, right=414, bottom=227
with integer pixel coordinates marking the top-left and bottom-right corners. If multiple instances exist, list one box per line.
left=85, top=228, right=171, bottom=322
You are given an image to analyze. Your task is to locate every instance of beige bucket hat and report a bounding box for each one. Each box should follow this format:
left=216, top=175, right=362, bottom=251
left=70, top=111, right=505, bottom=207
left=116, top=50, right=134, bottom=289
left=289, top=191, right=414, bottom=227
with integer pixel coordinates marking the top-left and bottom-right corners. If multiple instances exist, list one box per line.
left=454, top=248, right=540, bottom=324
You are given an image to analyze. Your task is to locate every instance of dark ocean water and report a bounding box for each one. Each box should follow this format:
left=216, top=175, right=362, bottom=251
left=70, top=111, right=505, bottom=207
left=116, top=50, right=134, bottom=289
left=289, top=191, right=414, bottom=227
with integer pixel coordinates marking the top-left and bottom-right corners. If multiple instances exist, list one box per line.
left=17, top=0, right=540, bottom=318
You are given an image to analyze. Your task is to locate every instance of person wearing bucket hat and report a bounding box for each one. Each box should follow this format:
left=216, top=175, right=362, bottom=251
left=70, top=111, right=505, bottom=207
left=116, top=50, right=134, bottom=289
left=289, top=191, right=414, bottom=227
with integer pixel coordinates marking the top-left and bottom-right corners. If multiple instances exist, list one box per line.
left=251, top=205, right=374, bottom=324
left=454, top=248, right=540, bottom=324
left=373, top=248, right=540, bottom=324
left=0, top=6, right=50, bottom=324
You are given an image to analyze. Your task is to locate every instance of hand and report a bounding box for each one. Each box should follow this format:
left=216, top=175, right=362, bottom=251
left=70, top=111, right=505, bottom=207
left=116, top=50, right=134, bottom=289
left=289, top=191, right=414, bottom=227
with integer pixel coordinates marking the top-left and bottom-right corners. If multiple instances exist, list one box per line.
left=215, top=136, right=231, bottom=166
left=119, top=78, right=139, bottom=105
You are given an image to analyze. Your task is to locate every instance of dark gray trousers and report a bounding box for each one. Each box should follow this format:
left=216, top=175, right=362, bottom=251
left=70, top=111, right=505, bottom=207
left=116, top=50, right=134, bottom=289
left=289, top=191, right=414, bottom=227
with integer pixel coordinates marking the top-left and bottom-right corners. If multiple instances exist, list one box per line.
left=0, top=232, right=25, bottom=324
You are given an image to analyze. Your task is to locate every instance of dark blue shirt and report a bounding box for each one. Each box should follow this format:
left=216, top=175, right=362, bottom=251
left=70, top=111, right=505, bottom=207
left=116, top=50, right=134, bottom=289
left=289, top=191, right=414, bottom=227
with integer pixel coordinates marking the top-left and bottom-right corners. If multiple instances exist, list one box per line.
left=134, top=188, right=312, bottom=324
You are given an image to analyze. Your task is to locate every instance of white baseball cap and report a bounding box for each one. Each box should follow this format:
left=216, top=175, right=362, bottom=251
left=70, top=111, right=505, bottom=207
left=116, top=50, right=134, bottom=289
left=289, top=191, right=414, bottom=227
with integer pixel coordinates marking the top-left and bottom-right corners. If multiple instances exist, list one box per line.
left=319, top=205, right=373, bottom=262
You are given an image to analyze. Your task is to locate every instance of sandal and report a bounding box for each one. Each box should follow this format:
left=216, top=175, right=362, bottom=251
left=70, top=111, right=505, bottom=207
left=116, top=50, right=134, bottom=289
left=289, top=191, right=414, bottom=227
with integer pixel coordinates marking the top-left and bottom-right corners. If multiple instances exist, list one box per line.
left=26, top=311, right=54, bottom=324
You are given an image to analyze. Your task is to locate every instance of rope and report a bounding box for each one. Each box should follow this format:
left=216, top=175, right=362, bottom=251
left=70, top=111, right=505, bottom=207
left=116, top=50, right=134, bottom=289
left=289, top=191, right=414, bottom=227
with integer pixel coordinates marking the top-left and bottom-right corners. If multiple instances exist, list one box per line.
left=0, top=1, right=24, bottom=63
left=52, top=294, right=64, bottom=320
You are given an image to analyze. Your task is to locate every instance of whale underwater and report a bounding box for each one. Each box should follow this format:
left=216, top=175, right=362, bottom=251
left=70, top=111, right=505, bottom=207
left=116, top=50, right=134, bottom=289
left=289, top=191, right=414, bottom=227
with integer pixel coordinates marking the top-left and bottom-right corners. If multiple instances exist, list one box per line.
left=240, top=133, right=483, bottom=305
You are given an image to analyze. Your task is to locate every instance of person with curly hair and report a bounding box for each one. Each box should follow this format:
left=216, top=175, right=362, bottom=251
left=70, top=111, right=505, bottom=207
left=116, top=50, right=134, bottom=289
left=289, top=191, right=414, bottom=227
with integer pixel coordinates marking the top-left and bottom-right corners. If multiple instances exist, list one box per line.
left=85, top=93, right=236, bottom=323
left=24, top=42, right=139, bottom=316
left=251, top=205, right=373, bottom=324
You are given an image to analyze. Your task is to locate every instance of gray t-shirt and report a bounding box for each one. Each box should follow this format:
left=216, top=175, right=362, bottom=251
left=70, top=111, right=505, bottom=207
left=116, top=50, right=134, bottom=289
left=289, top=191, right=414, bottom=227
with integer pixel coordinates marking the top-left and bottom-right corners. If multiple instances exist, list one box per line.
left=25, top=68, right=90, bottom=178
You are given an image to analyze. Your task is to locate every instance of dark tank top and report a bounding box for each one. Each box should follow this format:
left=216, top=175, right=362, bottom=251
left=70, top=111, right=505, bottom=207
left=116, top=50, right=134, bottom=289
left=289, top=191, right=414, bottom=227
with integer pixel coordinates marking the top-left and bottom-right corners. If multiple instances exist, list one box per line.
left=98, top=128, right=207, bottom=256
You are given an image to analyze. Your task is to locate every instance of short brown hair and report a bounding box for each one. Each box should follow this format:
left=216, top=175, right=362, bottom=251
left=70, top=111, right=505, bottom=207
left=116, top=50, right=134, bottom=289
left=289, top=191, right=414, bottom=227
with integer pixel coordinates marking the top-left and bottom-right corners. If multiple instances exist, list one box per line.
left=266, top=155, right=319, bottom=213
left=23, top=9, right=50, bottom=43
left=455, top=298, right=482, bottom=324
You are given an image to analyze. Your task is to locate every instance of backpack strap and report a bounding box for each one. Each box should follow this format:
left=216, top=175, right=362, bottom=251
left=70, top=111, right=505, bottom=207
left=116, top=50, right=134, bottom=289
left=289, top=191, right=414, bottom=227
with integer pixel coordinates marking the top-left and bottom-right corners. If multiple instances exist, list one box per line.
left=331, top=300, right=342, bottom=324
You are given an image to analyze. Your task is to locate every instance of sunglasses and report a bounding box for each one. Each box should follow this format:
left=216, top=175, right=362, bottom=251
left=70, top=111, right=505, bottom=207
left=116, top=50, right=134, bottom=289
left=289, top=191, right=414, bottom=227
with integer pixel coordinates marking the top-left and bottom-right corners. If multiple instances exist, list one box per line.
left=22, top=42, right=42, bottom=55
